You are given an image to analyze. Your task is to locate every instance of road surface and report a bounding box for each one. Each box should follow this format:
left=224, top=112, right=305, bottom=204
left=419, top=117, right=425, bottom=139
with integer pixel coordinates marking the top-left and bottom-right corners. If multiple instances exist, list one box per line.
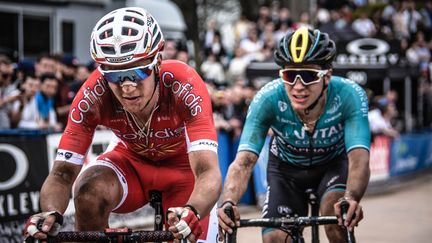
left=236, top=172, right=432, bottom=243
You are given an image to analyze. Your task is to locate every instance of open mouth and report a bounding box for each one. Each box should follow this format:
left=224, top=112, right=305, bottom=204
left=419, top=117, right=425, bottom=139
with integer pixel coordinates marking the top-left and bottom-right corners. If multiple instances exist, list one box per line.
left=123, top=96, right=139, bottom=100
left=293, top=94, right=308, bottom=99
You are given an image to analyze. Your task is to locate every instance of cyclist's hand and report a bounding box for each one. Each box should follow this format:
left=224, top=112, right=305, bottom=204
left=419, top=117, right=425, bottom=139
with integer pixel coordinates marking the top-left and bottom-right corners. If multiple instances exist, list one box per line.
left=217, top=200, right=239, bottom=241
left=23, top=211, right=63, bottom=240
left=334, top=198, right=364, bottom=231
left=167, top=206, right=202, bottom=243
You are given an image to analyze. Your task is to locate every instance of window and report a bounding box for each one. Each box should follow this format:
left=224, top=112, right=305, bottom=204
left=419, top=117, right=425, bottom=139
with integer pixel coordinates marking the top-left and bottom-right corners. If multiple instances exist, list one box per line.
left=0, top=11, right=19, bottom=60
left=24, top=15, right=50, bottom=58
left=62, top=21, right=74, bottom=53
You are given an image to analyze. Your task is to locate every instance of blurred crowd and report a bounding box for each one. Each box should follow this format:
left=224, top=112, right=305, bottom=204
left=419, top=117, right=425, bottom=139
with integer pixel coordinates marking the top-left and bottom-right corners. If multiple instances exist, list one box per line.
left=195, top=0, right=432, bottom=140
left=1, top=0, right=432, bottom=141
left=0, top=53, right=91, bottom=131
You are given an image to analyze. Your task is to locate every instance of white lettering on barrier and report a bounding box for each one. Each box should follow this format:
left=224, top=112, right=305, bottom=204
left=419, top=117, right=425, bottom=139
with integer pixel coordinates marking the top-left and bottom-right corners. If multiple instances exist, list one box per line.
left=0, top=192, right=39, bottom=217
left=0, top=144, right=29, bottom=190
left=394, top=156, right=418, bottom=172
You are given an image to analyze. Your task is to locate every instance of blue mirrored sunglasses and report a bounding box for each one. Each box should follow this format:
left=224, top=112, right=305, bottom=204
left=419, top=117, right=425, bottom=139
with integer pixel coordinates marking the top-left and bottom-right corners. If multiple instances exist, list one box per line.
left=98, top=55, right=158, bottom=84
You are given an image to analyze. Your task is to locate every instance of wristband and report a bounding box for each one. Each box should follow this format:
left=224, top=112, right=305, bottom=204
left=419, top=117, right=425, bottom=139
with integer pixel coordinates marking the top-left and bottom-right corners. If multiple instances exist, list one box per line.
left=220, top=200, right=237, bottom=208
left=183, top=204, right=201, bottom=219
left=338, top=196, right=355, bottom=202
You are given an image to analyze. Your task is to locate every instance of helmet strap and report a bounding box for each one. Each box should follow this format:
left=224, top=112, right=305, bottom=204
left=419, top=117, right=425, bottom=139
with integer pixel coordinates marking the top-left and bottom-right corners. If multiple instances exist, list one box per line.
left=141, top=67, right=159, bottom=110
left=304, top=79, right=327, bottom=115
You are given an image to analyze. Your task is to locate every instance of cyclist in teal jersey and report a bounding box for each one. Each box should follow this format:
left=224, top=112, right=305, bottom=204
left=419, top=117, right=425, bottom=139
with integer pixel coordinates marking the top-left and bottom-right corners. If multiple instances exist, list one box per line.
left=218, top=26, right=370, bottom=243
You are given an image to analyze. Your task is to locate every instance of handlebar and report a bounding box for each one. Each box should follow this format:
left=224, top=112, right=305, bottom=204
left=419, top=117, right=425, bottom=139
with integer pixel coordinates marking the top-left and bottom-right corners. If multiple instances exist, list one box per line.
left=223, top=200, right=356, bottom=243
left=238, top=216, right=338, bottom=228
left=24, top=228, right=175, bottom=243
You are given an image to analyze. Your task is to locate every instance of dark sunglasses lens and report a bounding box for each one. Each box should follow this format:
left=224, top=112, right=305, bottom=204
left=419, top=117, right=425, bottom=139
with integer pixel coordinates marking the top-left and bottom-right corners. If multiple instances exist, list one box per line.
left=103, top=72, right=123, bottom=84
left=103, top=67, right=153, bottom=84
left=134, top=67, right=152, bottom=80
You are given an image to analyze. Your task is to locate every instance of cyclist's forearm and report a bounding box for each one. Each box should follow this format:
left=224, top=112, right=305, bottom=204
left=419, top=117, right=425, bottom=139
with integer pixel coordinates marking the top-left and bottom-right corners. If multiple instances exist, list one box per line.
left=40, top=161, right=81, bottom=213
left=346, top=148, right=370, bottom=202
left=222, top=151, right=258, bottom=204
left=187, top=151, right=222, bottom=217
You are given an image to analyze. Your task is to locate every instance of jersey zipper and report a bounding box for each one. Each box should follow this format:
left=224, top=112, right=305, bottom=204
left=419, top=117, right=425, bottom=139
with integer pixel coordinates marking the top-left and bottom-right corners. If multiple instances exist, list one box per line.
left=307, top=130, right=314, bottom=167
left=306, top=120, right=320, bottom=167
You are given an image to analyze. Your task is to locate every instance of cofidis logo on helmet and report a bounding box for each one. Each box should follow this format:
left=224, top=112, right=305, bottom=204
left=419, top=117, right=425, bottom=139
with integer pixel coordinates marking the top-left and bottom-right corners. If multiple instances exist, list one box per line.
left=161, top=71, right=203, bottom=116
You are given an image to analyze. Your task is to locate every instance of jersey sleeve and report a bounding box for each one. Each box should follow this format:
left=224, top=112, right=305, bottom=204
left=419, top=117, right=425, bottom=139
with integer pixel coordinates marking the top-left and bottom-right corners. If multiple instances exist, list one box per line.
left=56, top=71, right=106, bottom=165
left=342, top=80, right=371, bottom=152
left=167, top=62, right=218, bottom=153
left=237, top=84, right=274, bottom=155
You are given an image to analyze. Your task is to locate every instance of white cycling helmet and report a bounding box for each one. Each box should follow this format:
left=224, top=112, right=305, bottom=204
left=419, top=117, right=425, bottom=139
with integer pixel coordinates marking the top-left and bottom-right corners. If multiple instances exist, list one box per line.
left=90, top=7, right=164, bottom=66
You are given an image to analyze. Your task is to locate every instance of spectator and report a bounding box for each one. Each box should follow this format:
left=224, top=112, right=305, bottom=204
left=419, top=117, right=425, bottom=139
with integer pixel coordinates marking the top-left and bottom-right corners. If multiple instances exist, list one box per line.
left=406, top=31, right=431, bottom=73
left=233, top=14, right=250, bottom=42
left=161, top=39, right=178, bottom=60
left=211, top=88, right=231, bottom=132
left=55, top=54, right=78, bottom=127
left=368, top=97, right=399, bottom=139
left=14, top=59, right=35, bottom=86
left=274, top=18, right=292, bottom=44
left=352, top=12, right=376, bottom=37
left=176, top=50, right=190, bottom=65
left=203, top=19, right=221, bottom=50
left=10, top=74, right=41, bottom=128
left=35, top=53, right=58, bottom=78
left=227, top=47, right=248, bottom=80
left=19, top=73, right=62, bottom=131
left=239, top=25, right=265, bottom=62
left=204, top=32, right=227, bottom=64
left=69, top=64, right=91, bottom=99
left=201, top=52, right=226, bottom=86
left=256, top=5, right=272, bottom=33
left=0, top=55, right=19, bottom=129
left=292, top=11, right=313, bottom=30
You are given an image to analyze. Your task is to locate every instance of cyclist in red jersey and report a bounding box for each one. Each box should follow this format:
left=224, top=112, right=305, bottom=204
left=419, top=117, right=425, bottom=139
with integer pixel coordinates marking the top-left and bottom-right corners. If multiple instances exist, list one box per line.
left=24, top=7, right=221, bottom=243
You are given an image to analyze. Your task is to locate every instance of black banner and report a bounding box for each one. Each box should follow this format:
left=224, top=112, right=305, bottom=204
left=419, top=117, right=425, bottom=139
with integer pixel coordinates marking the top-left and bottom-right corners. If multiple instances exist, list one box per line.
left=332, top=37, right=419, bottom=85
left=0, top=134, right=49, bottom=242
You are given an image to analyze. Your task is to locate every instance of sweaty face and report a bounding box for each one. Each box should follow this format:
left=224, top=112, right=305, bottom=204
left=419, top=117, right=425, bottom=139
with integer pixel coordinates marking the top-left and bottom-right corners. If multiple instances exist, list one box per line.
left=105, top=58, right=158, bottom=114
left=282, top=64, right=331, bottom=112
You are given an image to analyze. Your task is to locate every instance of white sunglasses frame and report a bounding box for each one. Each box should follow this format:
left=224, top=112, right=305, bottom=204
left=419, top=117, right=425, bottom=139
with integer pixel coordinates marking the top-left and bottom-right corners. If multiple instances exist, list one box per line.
left=279, top=68, right=329, bottom=86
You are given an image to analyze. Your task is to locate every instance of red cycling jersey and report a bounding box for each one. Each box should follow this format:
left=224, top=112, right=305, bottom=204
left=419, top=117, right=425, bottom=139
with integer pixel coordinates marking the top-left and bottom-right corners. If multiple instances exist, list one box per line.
left=54, top=60, right=219, bottom=242
left=55, top=60, right=218, bottom=164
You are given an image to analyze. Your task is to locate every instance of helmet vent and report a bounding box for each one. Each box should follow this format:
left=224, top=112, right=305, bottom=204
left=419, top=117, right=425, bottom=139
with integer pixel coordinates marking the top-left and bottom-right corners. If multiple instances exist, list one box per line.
left=122, top=27, right=138, bottom=36
left=152, top=33, right=162, bottom=51
left=101, top=46, right=115, bottom=55
left=121, top=43, right=136, bottom=53
left=143, top=33, right=149, bottom=49
left=97, top=17, right=114, bottom=30
left=124, top=15, right=144, bottom=26
left=152, top=25, right=158, bottom=36
left=92, top=40, right=97, bottom=54
left=126, top=9, right=144, bottom=16
left=100, top=29, right=113, bottom=40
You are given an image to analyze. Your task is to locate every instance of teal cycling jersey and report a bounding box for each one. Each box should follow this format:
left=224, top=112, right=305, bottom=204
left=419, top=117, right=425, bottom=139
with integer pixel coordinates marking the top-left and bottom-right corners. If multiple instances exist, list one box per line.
left=238, top=76, right=370, bottom=167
